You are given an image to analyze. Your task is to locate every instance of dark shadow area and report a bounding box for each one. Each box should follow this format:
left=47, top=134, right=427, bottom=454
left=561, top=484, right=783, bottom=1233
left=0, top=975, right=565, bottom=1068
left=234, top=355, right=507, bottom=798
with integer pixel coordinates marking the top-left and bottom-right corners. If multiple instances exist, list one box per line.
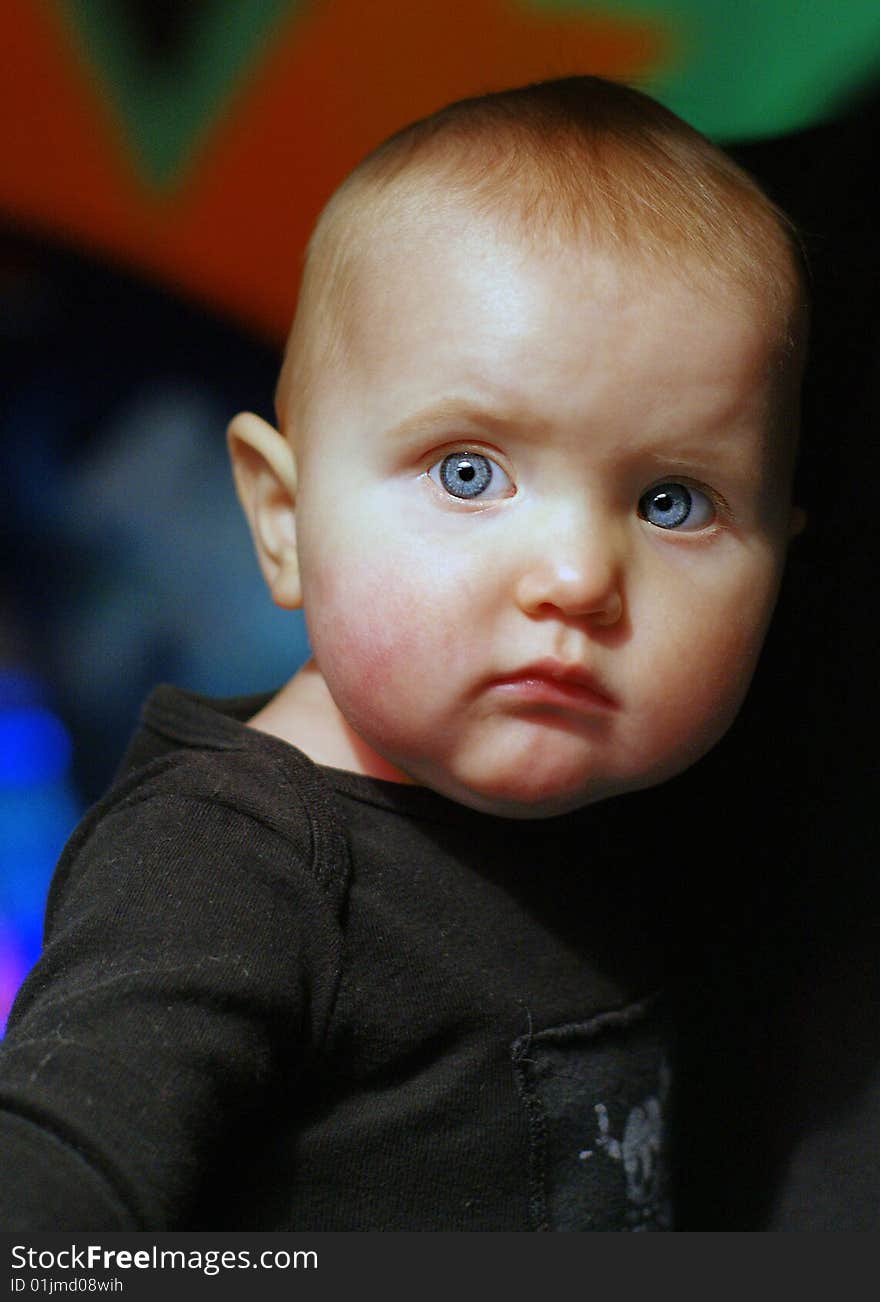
left=669, top=84, right=879, bottom=1228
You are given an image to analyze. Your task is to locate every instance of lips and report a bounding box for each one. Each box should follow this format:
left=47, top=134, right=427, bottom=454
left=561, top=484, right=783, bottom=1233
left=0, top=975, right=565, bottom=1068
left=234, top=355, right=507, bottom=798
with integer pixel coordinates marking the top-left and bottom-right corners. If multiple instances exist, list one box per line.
left=488, top=658, right=617, bottom=712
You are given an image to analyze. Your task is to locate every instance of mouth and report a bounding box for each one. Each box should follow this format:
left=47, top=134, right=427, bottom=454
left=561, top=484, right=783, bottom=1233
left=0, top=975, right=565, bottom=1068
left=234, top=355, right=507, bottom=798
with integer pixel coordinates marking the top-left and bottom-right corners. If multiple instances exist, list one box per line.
left=487, top=659, right=618, bottom=713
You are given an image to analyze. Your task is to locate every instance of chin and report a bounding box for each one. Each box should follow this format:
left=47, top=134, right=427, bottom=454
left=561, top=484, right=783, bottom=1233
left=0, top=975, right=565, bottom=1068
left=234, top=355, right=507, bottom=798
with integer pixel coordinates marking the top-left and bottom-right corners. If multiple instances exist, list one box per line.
left=455, top=783, right=608, bottom=820
left=401, top=730, right=625, bottom=819
left=433, top=760, right=617, bottom=821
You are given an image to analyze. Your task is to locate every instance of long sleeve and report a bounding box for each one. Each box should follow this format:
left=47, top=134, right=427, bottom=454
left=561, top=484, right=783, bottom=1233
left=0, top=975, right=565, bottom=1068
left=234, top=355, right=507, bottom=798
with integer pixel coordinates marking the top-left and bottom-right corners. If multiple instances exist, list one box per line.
left=0, top=750, right=346, bottom=1230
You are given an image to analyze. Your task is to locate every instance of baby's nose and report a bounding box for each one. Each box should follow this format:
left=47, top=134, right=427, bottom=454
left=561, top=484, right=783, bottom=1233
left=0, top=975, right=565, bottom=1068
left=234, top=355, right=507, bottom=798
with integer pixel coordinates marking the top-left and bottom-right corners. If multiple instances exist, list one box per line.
left=514, top=518, right=623, bottom=626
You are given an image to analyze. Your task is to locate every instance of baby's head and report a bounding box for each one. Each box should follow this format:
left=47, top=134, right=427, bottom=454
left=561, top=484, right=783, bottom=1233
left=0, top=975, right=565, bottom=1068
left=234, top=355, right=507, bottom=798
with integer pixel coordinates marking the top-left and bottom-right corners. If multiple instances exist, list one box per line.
left=230, top=76, right=808, bottom=818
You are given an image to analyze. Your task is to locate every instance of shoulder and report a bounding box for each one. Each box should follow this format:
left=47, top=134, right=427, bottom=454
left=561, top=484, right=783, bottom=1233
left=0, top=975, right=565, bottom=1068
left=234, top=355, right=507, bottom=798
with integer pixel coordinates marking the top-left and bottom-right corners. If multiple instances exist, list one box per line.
left=48, top=695, right=353, bottom=930
left=105, top=740, right=331, bottom=863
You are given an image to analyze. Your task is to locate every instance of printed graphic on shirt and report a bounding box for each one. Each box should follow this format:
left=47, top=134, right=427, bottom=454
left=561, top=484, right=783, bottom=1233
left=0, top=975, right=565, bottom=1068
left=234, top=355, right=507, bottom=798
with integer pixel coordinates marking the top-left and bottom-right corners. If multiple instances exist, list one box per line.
left=512, top=998, right=672, bottom=1231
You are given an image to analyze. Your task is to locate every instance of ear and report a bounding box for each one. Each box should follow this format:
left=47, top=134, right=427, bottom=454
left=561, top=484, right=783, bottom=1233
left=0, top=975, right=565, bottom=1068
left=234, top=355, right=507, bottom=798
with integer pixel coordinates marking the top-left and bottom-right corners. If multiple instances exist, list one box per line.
left=788, top=505, right=807, bottom=540
left=227, top=411, right=302, bottom=609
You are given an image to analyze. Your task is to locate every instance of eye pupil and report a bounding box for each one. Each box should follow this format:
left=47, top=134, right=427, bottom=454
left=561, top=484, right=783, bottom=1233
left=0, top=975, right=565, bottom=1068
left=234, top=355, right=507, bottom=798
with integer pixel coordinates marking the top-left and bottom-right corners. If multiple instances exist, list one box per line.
left=458, top=462, right=476, bottom=482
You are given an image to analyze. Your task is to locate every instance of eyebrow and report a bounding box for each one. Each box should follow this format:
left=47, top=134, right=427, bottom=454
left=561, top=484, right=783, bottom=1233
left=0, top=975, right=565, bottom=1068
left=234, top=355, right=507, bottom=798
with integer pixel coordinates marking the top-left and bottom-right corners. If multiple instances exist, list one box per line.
left=382, top=396, right=539, bottom=442
left=381, top=396, right=772, bottom=481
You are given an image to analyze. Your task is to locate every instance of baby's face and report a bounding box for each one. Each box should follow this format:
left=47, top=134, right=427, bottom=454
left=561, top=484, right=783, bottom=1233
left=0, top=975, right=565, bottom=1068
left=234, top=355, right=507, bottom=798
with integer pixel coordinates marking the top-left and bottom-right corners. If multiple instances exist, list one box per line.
left=289, top=208, right=800, bottom=816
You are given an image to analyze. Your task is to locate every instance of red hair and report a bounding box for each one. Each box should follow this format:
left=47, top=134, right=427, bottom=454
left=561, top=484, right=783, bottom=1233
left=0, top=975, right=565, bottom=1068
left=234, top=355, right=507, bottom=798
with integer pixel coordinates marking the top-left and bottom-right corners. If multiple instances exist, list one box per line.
left=278, top=76, right=807, bottom=434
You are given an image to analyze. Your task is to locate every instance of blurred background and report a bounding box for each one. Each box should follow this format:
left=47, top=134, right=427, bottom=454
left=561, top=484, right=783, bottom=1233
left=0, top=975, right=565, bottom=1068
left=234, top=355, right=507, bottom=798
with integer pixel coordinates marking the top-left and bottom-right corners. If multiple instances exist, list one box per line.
left=1, top=0, right=878, bottom=1226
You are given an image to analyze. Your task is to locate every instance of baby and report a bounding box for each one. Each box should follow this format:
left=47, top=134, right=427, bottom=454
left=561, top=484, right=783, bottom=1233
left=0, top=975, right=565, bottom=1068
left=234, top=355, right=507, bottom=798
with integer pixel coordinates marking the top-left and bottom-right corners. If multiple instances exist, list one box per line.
left=0, top=76, right=806, bottom=1231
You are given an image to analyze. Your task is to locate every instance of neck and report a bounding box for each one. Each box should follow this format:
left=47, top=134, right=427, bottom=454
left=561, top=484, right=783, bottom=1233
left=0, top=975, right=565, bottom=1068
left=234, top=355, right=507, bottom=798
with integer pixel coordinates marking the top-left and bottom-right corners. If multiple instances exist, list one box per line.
left=247, top=660, right=415, bottom=784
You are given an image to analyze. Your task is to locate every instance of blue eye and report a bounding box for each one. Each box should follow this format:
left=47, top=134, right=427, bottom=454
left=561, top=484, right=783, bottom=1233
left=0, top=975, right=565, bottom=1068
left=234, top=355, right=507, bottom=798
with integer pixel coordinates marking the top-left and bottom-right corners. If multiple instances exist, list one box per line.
left=429, top=451, right=512, bottom=500
left=638, top=482, right=714, bottom=531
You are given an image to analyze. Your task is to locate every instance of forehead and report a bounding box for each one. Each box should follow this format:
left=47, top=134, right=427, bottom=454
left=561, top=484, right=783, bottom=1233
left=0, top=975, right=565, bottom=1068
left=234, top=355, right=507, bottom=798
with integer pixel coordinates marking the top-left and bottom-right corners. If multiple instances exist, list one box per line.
left=326, top=205, right=789, bottom=440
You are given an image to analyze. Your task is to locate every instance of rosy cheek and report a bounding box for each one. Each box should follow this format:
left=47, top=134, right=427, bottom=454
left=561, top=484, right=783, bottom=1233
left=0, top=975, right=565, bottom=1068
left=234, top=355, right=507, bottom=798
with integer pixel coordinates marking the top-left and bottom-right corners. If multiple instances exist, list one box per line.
left=306, top=558, right=432, bottom=697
